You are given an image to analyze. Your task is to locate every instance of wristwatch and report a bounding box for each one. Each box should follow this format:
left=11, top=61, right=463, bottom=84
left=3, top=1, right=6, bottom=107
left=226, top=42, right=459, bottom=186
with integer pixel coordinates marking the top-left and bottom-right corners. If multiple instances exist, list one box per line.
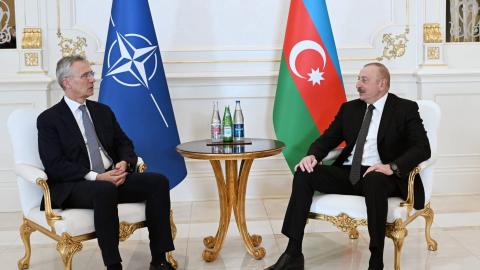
left=390, top=162, right=401, bottom=177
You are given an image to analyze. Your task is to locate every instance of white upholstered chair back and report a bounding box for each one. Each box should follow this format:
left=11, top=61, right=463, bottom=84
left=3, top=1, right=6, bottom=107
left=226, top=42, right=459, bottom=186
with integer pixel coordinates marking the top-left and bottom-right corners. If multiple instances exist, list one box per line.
left=7, top=108, right=44, bottom=215
left=417, top=100, right=441, bottom=204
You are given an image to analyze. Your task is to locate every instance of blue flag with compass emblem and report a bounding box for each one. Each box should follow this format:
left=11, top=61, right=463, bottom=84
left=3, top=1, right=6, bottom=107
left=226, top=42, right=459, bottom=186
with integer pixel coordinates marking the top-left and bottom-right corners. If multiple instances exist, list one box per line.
left=99, top=0, right=186, bottom=189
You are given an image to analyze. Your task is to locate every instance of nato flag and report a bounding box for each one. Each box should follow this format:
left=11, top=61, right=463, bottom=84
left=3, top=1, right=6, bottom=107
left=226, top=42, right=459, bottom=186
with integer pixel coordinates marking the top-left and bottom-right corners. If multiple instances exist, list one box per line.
left=99, top=0, right=187, bottom=189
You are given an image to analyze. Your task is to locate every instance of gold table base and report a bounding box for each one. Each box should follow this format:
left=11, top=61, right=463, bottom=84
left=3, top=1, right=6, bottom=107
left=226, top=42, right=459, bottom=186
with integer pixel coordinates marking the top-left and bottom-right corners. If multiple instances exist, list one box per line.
left=202, top=159, right=266, bottom=262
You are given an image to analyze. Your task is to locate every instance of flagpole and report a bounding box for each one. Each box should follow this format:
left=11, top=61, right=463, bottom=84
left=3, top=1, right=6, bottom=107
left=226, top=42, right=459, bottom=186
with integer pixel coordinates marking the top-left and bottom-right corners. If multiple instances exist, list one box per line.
left=149, top=93, right=169, bottom=128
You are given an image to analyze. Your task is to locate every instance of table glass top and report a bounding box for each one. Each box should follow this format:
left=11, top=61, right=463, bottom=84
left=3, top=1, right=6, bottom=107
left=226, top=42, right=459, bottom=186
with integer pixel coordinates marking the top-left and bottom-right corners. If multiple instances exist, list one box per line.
left=176, top=138, right=285, bottom=155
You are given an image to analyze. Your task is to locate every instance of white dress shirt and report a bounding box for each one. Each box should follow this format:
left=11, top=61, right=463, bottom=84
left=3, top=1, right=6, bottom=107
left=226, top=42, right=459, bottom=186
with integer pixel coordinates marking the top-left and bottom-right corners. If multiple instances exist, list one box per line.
left=343, top=93, right=388, bottom=166
left=64, top=96, right=113, bottom=180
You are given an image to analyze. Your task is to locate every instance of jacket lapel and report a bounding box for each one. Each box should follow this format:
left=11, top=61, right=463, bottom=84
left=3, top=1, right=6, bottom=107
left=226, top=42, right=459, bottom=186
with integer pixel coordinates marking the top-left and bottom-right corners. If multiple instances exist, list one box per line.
left=339, top=101, right=366, bottom=162
left=350, top=101, right=367, bottom=143
left=377, top=93, right=397, bottom=144
left=57, top=99, right=86, bottom=150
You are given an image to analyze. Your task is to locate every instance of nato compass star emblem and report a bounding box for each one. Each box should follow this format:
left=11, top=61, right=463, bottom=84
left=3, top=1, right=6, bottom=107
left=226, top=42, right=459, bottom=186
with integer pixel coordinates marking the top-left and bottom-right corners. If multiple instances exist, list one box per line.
left=106, top=32, right=158, bottom=88
left=105, top=27, right=169, bottom=127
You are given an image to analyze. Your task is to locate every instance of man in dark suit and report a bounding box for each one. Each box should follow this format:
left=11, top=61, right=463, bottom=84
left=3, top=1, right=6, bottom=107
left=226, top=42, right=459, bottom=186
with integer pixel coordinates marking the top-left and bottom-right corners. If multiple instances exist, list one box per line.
left=37, top=55, right=175, bottom=270
left=266, top=63, right=431, bottom=270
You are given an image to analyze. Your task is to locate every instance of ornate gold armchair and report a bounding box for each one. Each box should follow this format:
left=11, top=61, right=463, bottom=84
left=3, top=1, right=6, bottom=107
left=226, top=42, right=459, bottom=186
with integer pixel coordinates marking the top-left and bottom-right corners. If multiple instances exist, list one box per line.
left=308, top=100, right=441, bottom=270
left=7, top=108, right=177, bottom=270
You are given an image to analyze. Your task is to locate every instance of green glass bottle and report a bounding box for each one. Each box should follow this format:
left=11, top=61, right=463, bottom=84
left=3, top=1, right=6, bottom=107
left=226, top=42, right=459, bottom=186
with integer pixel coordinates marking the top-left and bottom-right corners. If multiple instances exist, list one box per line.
left=222, top=106, right=233, bottom=142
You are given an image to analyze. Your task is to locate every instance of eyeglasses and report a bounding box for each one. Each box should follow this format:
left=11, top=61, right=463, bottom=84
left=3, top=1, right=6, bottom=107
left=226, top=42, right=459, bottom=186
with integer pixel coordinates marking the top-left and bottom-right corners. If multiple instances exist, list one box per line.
left=68, top=71, right=95, bottom=79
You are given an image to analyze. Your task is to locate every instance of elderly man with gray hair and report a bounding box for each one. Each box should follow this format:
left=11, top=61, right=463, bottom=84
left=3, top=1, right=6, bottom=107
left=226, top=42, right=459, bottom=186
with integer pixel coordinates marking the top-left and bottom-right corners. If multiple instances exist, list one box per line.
left=37, top=55, right=175, bottom=270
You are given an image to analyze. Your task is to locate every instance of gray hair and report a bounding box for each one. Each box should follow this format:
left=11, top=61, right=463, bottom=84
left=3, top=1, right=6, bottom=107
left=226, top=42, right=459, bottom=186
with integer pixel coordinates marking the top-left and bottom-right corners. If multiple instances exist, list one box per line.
left=56, top=55, right=88, bottom=90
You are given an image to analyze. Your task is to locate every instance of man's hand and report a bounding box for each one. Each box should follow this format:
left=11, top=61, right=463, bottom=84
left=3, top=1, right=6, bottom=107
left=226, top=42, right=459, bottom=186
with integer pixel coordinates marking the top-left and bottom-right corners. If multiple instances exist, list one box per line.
left=294, top=155, right=318, bottom=173
left=363, top=163, right=393, bottom=177
left=115, top=160, right=128, bottom=173
left=96, top=161, right=129, bottom=186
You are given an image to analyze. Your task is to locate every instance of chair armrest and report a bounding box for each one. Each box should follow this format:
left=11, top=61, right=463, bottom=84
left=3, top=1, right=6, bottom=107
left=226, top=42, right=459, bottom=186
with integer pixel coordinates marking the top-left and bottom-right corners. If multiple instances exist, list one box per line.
left=136, top=157, right=146, bottom=173
left=14, top=164, right=62, bottom=232
left=419, top=153, right=437, bottom=171
left=400, top=167, right=420, bottom=213
left=322, top=148, right=343, bottom=162
left=14, top=164, right=47, bottom=184
left=400, top=154, right=437, bottom=215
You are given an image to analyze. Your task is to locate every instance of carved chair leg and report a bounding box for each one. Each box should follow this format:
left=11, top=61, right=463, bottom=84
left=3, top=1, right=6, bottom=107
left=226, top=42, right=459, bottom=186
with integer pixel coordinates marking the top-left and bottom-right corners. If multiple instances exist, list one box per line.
left=421, top=203, right=438, bottom=251
left=167, top=251, right=177, bottom=269
left=56, top=233, right=82, bottom=270
left=167, top=210, right=178, bottom=269
left=386, top=220, right=407, bottom=270
left=18, top=219, right=36, bottom=270
left=170, top=209, right=177, bottom=241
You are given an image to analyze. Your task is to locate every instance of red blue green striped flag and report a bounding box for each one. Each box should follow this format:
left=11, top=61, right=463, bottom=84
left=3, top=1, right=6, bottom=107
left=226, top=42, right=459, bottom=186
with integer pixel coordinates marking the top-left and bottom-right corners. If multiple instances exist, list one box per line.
left=273, top=0, right=346, bottom=172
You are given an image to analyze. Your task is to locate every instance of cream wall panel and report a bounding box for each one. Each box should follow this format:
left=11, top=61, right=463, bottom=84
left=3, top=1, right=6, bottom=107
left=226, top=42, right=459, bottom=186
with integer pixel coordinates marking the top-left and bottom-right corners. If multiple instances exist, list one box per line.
left=417, top=73, right=480, bottom=195
left=328, top=0, right=393, bottom=48
left=445, top=44, right=480, bottom=69
left=435, top=94, right=480, bottom=154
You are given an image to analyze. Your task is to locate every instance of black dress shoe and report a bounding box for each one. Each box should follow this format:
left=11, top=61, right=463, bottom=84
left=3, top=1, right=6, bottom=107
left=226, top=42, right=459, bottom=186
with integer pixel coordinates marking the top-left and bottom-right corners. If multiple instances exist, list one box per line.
left=149, top=262, right=175, bottom=270
left=265, top=252, right=304, bottom=270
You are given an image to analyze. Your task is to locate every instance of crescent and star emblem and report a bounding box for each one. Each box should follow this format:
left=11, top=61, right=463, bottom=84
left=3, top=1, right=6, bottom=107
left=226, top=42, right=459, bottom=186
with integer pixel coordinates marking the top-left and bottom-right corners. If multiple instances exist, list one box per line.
left=288, top=40, right=327, bottom=86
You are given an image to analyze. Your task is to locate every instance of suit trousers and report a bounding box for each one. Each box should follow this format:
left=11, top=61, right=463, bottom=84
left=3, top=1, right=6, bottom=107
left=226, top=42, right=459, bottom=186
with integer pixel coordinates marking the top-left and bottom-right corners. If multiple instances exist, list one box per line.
left=281, top=165, right=401, bottom=269
left=62, top=172, right=174, bottom=266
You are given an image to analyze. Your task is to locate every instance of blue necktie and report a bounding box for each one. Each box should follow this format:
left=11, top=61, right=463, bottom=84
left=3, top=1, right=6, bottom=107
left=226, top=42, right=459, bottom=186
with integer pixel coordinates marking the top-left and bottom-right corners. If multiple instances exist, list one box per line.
left=349, top=104, right=375, bottom=185
left=79, top=105, right=105, bottom=173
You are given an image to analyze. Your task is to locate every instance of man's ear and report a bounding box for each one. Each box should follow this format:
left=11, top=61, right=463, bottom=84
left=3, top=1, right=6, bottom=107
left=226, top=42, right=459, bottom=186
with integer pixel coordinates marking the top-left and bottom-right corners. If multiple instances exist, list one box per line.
left=380, top=78, right=387, bottom=90
left=62, top=78, right=70, bottom=90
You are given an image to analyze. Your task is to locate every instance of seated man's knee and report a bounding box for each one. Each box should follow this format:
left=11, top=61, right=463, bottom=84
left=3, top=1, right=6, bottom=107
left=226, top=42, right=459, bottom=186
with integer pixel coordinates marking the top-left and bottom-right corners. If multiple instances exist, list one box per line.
left=93, top=181, right=118, bottom=200
left=362, top=172, right=387, bottom=192
left=292, top=167, right=319, bottom=187
left=146, top=172, right=170, bottom=191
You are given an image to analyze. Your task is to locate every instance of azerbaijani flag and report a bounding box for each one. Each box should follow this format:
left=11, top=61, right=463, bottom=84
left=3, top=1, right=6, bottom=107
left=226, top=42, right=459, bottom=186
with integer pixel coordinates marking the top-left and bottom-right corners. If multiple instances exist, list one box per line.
left=273, top=0, right=346, bottom=172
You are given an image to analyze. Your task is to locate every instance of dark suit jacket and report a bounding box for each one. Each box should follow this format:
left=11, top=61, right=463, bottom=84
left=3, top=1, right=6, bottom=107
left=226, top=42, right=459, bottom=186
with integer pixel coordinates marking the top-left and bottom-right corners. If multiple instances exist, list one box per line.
left=37, top=98, right=138, bottom=208
left=307, top=93, right=431, bottom=210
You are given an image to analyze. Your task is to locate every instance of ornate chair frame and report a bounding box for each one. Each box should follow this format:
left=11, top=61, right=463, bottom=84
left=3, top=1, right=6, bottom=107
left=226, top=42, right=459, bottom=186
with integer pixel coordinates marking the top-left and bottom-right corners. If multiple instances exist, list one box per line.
left=16, top=164, right=177, bottom=270
left=308, top=100, right=440, bottom=270
left=8, top=108, right=177, bottom=270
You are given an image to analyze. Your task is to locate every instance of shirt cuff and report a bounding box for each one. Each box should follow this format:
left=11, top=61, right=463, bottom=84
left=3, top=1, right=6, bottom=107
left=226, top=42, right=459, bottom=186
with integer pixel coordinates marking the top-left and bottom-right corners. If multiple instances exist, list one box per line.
left=85, top=171, right=98, bottom=181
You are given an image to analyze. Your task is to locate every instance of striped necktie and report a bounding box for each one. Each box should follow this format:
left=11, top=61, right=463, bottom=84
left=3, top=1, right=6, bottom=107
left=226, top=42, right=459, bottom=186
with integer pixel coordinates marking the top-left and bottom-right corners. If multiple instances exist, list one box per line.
left=79, top=105, right=105, bottom=173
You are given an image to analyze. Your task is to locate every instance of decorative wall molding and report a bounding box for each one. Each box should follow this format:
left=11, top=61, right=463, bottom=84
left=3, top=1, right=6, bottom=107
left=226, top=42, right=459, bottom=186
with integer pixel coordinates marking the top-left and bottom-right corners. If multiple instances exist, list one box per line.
left=57, top=33, right=87, bottom=57
left=378, top=27, right=410, bottom=61
left=18, top=27, right=45, bottom=72
left=423, top=23, right=443, bottom=43
left=422, top=23, right=445, bottom=65
left=21, top=28, right=42, bottom=49
left=24, top=52, right=39, bottom=66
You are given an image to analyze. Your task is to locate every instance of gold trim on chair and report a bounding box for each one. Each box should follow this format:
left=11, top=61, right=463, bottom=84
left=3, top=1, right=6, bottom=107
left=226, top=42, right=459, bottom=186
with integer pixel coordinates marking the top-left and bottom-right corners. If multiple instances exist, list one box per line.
left=57, top=233, right=83, bottom=270
left=17, top=163, right=179, bottom=270
left=167, top=210, right=178, bottom=269
left=400, top=166, right=420, bottom=216
left=18, top=219, right=36, bottom=270
left=36, top=178, right=62, bottom=233
left=308, top=165, right=438, bottom=270
left=386, top=219, right=407, bottom=270
left=119, top=221, right=145, bottom=241
left=421, top=203, right=438, bottom=251
left=308, top=212, right=367, bottom=239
